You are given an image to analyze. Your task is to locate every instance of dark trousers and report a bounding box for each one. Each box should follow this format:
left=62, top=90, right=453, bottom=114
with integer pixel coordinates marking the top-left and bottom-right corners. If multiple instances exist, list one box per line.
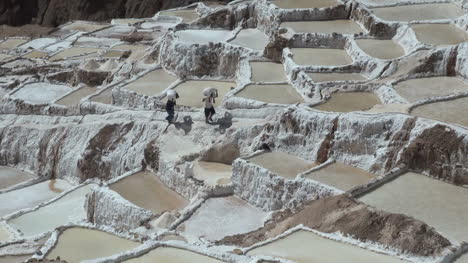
left=204, top=107, right=215, bottom=119
left=166, top=110, right=175, bottom=122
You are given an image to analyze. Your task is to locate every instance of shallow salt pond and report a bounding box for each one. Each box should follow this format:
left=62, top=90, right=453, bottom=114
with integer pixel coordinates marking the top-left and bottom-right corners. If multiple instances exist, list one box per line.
left=110, top=171, right=189, bottom=214
left=281, top=20, right=364, bottom=35
left=306, top=163, right=377, bottom=191
left=124, top=247, right=224, bottom=263
left=11, top=82, right=72, bottom=104
left=248, top=151, right=316, bottom=179
left=0, top=166, right=34, bottom=190
left=122, top=69, right=177, bottom=96
left=250, top=62, right=287, bottom=82
left=236, top=84, right=304, bottom=104
left=90, top=87, right=113, bottom=104
left=0, top=39, right=28, bottom=50
left=248, top=230, right=406, bottom=263
left=307, top=72, right=367, bottom=83
left=61, top=22, right=109, bottom=33
left=56, top=87, right=97, bottom=106
left=174, top=80, right=236, bottom=108
left=160, top=9, right=199, bottom=23
left=175, top=30, right=230, bottom=45
left=0, top=254, right=31, bottom=263
left=270, top=0, right=338, bottom=9
left=394, top=77, right=468, bottom=103
left=193, top=161, right=232, bottom=186
left=456, top=254, right=468, bottom=263
left=229, top=29, right=269, bottom=51
left=291, top=48, right=353, bottom=66
left=0, top=225, right=11, bottom=243
left=101, top=50, right=127, bottom=59
left=49, top=47, right=102, bottom=62
left=178, top=196, right=266, bottom=241
left=411, top=24, right=468, bottom=46
left=91, top=25, right=135, bottom=39
left=360, top=172, right=468, bottom=242
left=313, top=92, right=381, bottom=113
left=23, top=51, right=48, bottom=59
left=371, top=3, right=464, bottom=22
left=8, top=184, right=95, bottom=237
left=112, top=18, right=145, bottom=25
left=0, top=54, right=12, bottom=62
left=411, top=97, right=468, bottom=127
left=356, top=39, right=405, bottom=60
left=0, top=180, right=72, bottom=217
left=46, top=227, right=140, bottom=262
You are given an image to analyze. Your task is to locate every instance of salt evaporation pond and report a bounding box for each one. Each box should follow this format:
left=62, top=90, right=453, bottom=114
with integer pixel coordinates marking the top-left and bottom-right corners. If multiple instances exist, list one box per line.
left=46, top=227, right=140, bottom=262
left=110, top=171, right=189, bottom=214
left=61, top=22, right=109, bottom=33
left=49, top=47, right=102, bottom=61
left=91, top=25, right=135, bottom=38
left=306, top=163, right=377, bottom=191
left=0, top=39, right=28, bottom=50
left=360, top=172, right=468, bottom=242
left=0, top=225, right=11, bottom=243
left=160, top=9, right=199, bottom=23
left=394, top=77, right=468, bottom=102
left=0, top=255, right=31, bottom=263
left=248, top=151, right=316, bottom=179
left=122, top=69, right=177, bottom=96
left=102, top=50, right=127, bottom=59
left=307, top=72, right=367, bottom=83
left=236, top=84, right=304, bottom=104
left=56, top=87, right=97, bottom=106
left=178, top=196, right=266, bottom=241
left=11, top=82, right=72, bottom=104
left=174, top=80, right=236, bottom=108
left=356, top=39, right=405, bottom=60
left=193, top=161, right=232, bottom=186
left=175, top=30, right=230, bottom=45
left=90, top=88, right=113, bottom=104
left=8, top=184, right=95, bottom=237
left=270, top=0, right=338, bottom=9
left=0, top=54, right=12, bottom=62
left=411, top=24, right=468, bottom=46
left=23, top=51, right=48, bottom=59
left=371, top=3, right=464, bottom=22
left=313, top=92, right=381, bottom=113
left=0, top=166, right=34, bottom=190
left=248, top=230, right=406, bottom=263
left=291, top=48, right=353, bottom=66
left=250, top=62, right=287, bottom=82
left=281, top=20, right=365, bottom=34
left=0, top=180, right=72, bottom=217
left=456, top=253, right=468, bottom=263
left=124, top=247, right=224, bottom=263
left=229, top=29, right=269, bottom=51
left=411, top=97, right=468, bottom=127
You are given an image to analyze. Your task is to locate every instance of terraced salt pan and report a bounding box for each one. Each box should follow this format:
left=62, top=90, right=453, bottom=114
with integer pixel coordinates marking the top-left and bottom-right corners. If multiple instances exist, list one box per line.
left=356, top=39, right=405, bottom=60
left=174, top=80, right=236, bottom=108
left=11, top=82, right=72, bottom=104
left=46, top=227, right=140, bottom=262
left=0, top=54, right=12, bottom=61
left=394, top=77, right=468, bottom=103
left=160, top=9, right=199, bottom=23
left=56, top=87, right=97, bottom=106
left=411, top=97, right=468, bottom=127
left=291, top=48, right=353, bottom=66
left=110, top=171, right=189, bottom=214
left=61, top=22, right=109, bottom=33
left=0, top=39, right=28, bottom=50
left=271, top=0, right=338, bottom=9
left=175, top=30, right=230, bottom=45
left=281, top=20, right=365, bottom=35
left=250, top=62, right=287, bottom=82
left=178, top=196, right=267, bottom=241
left=360, top=172, right=468, bottom=242
left=8, top=184, right=95, bottom=237
left=455, top=253, right=468, bottom=263
left=411, top=24, right=468, bottom=46
left=112, top=44, right=148, bottom=52
left=0, top=166, right=34, bottom=190
left=248, top=230, right=405, bottom=263
left=229, top=29, right=269, bottom=51
left=0, top=225, right=11, bottom=243
left=122, top=69, right=177, bottom=96
left=306, top=163, right=377, bottom=191
left=49, top=47, right=102, bottom=62
left=236, top=84, right=304, bottom=104
left=23, top=51, right=48, bottom=59
left=307, top=72, right=367, bottom=83
left=91, top=26, right=135, bottom=38
left=193, top=161, right=232, bottom=186
left=313, top=92, right=381, bottom=113
left=247, top=151, right=316, bottom=179
left=102, top=50, right=127, bottom=58
left=124, top=247, right=224, bottom=263
left=371, top=3, right=464, bottom=22
left=90, top=88, right=113, bottom=104
left=0, top=180, right=72, bottom=217
left=0, top=255, right=31, bottom=263
left=112, top=18, right=145, bottom=25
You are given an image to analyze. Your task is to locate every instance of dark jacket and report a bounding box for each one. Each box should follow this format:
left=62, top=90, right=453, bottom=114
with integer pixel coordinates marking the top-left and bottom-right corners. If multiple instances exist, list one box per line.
left=166, top=100, right=176, bottom=113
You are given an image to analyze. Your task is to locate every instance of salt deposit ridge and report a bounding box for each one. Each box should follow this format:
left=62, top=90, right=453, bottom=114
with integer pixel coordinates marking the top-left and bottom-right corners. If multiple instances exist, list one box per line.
left=0, top=0, right=468, bottom=262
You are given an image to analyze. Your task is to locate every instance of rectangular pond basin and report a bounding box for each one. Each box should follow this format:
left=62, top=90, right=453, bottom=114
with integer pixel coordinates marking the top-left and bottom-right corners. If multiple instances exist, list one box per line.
left=247, top=151, right=316, bottom=179
left=291, top=48, right=353, bottom=66
left=313, top=92, right=381, bottom=113
left=410, top=97, right=468, bottom=128
left=0, top=255, right=31, bottom=263
left=49, top=47, right=102, bottom=62
left=11, top=82, right=72, bottom=104
left=306, top=163, right=377, bottom=191
left=0, top=166, right=34, bottom=190
left=248, top=230, right=406, bottom=263
left=411, top=24, right=468, bottom=46
left=110, top=171, right=189, bottom=214
left=394, top=77, right=468, bottom=103
left=56, top=87, right=97, bottom=106
left=90, top=88, right=113, bottom=104
left=235, top=84, right=304, bottom=104
left=177, top=196, right=267, bottom=241
left=23, top=51, right=48, bottom=59
left=91, top=25, right=135, bottom=39
left=101, top=50, right=127, bottom=59
left=160, top=9, right=199, bottom=23
left=46, top=227, right=140, bottom=262
left=0, top=180, right=72, bottom=217
left=229, top=29, right=269, bottom=51
left=360, top=172, right=468, bottom=242
left=8, top=184, right=95, bottom=237
left=371, top=3, right=464, bottom=22
left=456, top=253, right=468, bottom=263
left=0, top=54, right=12, bottom=62
left=193, top=161, right=232, bottom=186
left=174, top=80, right=236, bottom=108
left=175, top=30, right=230, bottom=45
left=307, top=72, right=367, bottom=83
left=281, top=20, right=365, bottom=35
left=270, top=0, right=338, bottom=9
left=0, top=39, right=28, bottom=50
left=124, top=247, right=224, bottom=263
left=356, top=39, right=405, bottom=60
left=250, top=61, right=287, bottom=82
left=122, top=69, right=177, bottom=96
left=60, top=22, right=109, bottom=33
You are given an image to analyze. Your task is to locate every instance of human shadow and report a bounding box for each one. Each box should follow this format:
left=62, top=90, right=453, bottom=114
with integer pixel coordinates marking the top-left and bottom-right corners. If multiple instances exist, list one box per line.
left=174, top=115, right=194, bottom=135
left=208, top=111, right=233, bottom=134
